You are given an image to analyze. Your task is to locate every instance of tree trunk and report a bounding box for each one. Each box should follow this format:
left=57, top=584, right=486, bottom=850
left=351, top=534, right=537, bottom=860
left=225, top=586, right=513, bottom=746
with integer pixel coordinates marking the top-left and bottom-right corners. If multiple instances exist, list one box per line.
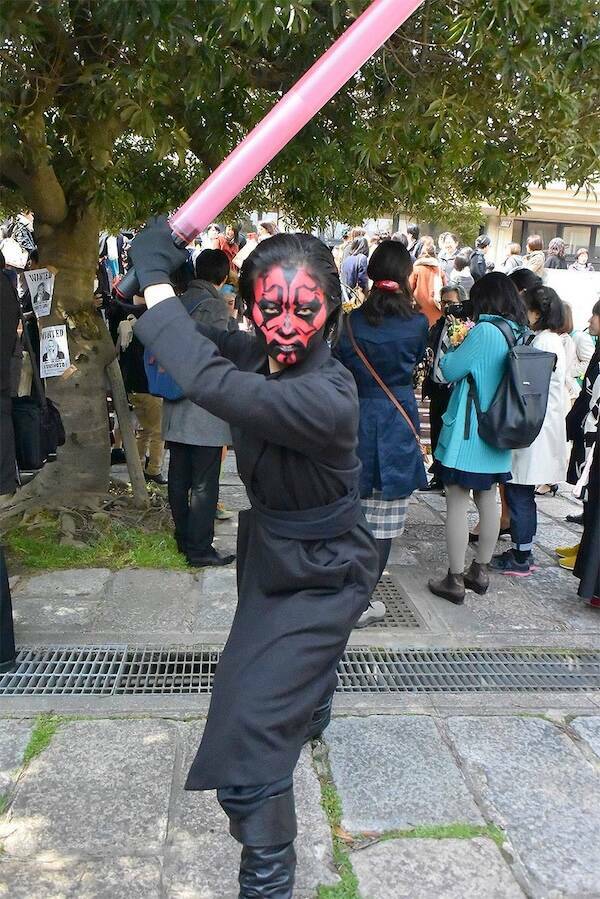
left=19, top=206, right=115, bottom=503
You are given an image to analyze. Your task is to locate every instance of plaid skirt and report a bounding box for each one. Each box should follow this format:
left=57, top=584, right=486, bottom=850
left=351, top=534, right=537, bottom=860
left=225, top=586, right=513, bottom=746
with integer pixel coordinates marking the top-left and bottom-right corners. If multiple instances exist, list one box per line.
left=362, top=491, right=409, bottom=539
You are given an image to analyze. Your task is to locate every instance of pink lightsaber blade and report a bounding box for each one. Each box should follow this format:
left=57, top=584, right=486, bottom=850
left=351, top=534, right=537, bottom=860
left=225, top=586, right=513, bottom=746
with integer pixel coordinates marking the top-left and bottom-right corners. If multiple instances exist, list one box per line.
left=171, top=0, right=423, bottom=241
left=118, top=0, right=423, bottom=297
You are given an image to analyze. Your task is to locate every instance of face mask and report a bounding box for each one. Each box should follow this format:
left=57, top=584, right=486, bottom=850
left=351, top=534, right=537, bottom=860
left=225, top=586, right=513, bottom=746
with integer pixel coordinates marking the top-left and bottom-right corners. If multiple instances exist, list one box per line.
left=251, top=265, right=327, bottom=365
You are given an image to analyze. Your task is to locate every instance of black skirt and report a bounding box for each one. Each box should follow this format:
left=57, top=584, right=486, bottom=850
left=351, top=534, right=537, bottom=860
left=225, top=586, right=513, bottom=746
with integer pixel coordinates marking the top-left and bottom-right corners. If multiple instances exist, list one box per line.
left=432, top=460, right=511, bottom=491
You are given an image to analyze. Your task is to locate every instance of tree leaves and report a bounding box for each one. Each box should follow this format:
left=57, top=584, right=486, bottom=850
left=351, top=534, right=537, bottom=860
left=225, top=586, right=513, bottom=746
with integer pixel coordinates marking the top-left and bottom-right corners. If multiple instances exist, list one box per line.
left=1, top=0, right=598, bottom=231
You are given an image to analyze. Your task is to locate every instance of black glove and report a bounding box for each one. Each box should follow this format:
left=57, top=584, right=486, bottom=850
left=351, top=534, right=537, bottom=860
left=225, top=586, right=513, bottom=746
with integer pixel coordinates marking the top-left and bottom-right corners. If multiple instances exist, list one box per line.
left=127, top=215, right=188, bottom=292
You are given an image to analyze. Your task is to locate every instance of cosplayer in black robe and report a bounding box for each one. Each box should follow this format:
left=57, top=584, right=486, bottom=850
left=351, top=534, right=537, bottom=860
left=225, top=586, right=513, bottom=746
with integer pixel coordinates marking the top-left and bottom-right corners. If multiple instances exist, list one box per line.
left=129, top=219, right=377, bottom=898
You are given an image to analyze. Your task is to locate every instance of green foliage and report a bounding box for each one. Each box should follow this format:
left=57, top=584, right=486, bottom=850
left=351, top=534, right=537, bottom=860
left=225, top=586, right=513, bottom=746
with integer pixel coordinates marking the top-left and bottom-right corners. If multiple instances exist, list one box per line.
left=6, top=516, right=188, bottom=573
left=1, top=0, right=599, bottom=231
left=22, top=715, right=64, bottom=766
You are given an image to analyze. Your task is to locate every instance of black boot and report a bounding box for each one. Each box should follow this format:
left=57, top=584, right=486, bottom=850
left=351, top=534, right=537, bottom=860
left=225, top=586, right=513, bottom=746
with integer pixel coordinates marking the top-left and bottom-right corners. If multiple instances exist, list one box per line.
left=230, top=789, right=297, bottom=899
left=428, top=570, right=465, bottom=604
left=238, top=842, right=296, bottom=898
left=463, top=560, right=489, bottom=595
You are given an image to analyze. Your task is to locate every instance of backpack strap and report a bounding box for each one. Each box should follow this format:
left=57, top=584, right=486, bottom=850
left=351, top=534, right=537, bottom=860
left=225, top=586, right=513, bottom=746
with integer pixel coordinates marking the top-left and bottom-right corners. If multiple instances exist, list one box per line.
left=486, top=317, right=517, bottom=348
left=464, top=373, right=483, bottom=439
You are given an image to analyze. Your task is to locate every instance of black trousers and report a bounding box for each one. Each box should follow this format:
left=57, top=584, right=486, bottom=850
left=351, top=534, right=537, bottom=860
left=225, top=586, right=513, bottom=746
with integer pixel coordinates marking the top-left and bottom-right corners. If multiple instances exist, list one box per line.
left=167, top=442, right=221, bottom=560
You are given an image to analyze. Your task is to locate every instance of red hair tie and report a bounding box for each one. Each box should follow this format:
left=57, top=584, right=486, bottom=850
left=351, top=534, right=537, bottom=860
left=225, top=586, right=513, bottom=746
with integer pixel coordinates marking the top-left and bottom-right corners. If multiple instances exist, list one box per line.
left=374, top=279, right=400, bottom=291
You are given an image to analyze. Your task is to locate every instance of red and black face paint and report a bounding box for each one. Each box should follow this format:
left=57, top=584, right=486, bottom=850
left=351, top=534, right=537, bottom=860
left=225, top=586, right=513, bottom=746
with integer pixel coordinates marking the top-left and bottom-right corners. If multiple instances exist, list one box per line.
left=252, top=265, right=327, bottom=365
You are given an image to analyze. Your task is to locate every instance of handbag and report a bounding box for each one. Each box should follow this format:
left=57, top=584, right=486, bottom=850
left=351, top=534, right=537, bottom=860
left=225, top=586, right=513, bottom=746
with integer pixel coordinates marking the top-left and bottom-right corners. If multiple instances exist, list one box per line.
left=345, top=315, right=426, bottom=457
left=11, top=312, right=65, bottom=471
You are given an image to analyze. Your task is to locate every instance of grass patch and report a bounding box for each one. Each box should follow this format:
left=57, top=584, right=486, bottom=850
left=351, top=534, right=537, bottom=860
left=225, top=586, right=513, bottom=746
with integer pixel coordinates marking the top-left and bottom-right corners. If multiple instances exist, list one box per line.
left=377, top=821, right=505, bottom=848
left=0, top=795, right=8, bottom=815
left=314, top=743, right=361, bottom=899
left=6, top=516, right=187, bottom=573
left=22, top=715, right=64, bottom=766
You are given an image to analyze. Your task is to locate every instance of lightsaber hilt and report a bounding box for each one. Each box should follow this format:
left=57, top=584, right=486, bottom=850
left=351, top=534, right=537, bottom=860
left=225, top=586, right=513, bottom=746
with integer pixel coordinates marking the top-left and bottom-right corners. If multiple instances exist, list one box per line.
left=114, top=230, right=188, bottom=300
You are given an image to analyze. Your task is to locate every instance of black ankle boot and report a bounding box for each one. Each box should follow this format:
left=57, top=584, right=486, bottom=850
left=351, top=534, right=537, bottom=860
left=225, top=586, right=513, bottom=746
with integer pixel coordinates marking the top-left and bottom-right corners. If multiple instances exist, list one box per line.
left=428, top=569, right=465, bottom=604
left=463, top=560, right=489, bottom=595
left=238, top=842, right=296, bottom=898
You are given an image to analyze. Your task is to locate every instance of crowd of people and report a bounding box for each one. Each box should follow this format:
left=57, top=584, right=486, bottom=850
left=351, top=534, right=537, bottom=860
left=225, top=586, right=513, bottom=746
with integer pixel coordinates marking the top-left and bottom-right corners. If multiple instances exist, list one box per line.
left=332, top=223, right=599, bottom=612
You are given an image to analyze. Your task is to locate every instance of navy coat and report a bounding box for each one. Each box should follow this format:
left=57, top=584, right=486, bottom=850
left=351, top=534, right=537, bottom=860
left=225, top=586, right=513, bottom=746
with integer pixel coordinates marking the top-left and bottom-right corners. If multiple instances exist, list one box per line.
left=336, top=308, right=429, bottom=499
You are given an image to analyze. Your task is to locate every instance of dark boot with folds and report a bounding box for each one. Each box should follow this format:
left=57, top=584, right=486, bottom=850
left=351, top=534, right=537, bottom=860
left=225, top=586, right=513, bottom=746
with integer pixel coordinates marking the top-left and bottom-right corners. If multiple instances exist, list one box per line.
left=230, top=789, right=297, bottom=899
left=463, top=560, right=490, bottom=594
left=428, top=570, right=465, bottom=604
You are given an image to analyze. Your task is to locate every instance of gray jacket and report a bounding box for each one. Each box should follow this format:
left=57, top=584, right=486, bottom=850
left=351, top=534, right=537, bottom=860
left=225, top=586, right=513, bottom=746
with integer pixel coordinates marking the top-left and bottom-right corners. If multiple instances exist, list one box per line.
left=161, top=280, right=232, bottom=446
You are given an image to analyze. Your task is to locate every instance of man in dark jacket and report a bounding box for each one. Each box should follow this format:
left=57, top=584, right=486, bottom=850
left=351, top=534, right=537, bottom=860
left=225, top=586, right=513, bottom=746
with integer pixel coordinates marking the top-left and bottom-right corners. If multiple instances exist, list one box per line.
left=163, top=249, right=235, bottom=567
left=470, top=235, right=491, bottom=281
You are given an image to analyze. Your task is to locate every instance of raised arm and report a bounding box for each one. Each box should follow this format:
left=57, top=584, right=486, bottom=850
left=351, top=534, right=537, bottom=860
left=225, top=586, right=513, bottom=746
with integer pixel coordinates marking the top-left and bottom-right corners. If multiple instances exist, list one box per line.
left=135, top=298, right=336, bottom=453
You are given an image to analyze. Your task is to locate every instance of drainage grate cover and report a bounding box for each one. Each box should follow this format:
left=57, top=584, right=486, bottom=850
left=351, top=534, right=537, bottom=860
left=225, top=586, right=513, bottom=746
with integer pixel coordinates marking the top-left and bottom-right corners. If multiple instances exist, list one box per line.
left=371, top=575, right=422, bottom=629
left=0, top=645, right=127, bottom=696
left=113, top=646, right=220, bottom=695
left=1, top=645, right=599, bottom=695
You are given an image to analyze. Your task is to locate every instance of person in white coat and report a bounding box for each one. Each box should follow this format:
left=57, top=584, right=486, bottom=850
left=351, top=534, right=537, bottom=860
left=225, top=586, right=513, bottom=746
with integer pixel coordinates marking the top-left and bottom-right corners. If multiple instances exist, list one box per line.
left=490, top=285, right=567, bottom=576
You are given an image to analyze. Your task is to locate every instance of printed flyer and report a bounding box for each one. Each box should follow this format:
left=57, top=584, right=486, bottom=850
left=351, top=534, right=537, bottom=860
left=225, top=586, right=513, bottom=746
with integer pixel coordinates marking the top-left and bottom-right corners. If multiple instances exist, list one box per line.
left=40, top=325, right=70, bottom=378
left=24, top=268, right=55, bottom=318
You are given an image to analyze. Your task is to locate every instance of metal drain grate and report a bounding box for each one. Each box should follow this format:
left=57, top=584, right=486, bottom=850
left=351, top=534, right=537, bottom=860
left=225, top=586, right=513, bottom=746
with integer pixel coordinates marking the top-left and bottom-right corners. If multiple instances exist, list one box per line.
left=371, top=575, right=422, bottom=629
left=1, top=645, right=599, bottom=695
left=113, top=646, right=220, bottom=694
left=0, top=645, right=127, bottom=695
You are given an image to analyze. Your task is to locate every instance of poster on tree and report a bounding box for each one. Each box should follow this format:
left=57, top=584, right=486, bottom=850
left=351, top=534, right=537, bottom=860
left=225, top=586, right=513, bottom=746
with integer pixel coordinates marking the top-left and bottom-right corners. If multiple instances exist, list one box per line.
left=40, top=325, right=70, bottom=378
left=24, top=268, right=55, bottom=318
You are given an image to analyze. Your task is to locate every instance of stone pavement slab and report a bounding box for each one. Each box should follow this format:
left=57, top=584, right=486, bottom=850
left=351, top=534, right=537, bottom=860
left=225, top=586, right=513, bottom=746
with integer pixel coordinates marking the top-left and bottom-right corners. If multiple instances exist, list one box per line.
left=15, top=569, right=111, bottom=597
left=0, top=857, right=162, bottom=899
left=1, top=719, right=176, bottom=861
left=164, top=726, right=337, bottom=898
left=446, top=715, right=600, bottom=896
left=571, top=716, right=600, bottom=759
left=326, top=716, right=483, bottom=832
left=0, top=720, right=32, bottom=794
left=351, top=837, right=526, bottom=899
left=12, top=593, right=99, bottom=632
left=94, top=569, right=199, bottom=633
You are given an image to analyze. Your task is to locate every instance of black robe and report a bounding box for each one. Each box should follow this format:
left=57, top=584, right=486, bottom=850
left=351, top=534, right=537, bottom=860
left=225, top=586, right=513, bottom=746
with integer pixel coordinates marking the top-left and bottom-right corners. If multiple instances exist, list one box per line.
left=135, top=298, right=378, bottom=788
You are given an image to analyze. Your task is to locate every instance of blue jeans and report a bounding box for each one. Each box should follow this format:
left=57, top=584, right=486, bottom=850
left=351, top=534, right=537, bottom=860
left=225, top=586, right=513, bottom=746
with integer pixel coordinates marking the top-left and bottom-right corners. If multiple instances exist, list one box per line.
left=505, top=483, right=537, bottom=551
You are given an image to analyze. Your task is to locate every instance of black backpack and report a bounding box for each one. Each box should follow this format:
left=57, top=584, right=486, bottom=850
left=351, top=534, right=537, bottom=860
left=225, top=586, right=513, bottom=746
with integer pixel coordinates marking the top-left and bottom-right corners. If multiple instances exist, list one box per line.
left=464, top=319, right=556, bottom=450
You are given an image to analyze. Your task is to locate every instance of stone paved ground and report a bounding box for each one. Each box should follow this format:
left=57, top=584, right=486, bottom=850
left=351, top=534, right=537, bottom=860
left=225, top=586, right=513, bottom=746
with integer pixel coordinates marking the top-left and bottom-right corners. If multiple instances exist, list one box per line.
left=1, top=713, right=599, bottom=897
left=1, top=461, right=599, bottom=897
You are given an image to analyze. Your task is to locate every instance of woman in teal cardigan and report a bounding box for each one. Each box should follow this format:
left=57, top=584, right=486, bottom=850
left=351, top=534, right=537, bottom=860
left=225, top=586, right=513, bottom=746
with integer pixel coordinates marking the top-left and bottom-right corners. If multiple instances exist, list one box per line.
left=429, top=273, right=528, bottom=602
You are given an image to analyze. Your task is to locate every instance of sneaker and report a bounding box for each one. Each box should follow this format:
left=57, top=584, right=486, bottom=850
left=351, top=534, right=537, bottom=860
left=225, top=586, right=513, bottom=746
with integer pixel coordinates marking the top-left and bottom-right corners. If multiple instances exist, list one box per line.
left=588, top=596, right=600, bottom=608
left=215, top=502, right=233, bottom=521
left=354, top=600, right=386, bottom=628
left=489, top=549, right=535, bottom=576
